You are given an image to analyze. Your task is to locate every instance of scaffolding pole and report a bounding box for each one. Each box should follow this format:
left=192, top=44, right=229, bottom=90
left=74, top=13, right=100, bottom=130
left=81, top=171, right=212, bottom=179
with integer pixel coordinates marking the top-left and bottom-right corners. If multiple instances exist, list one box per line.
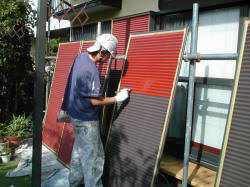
left=32, top=0, right=47, bottom=186
left=184, top=53, right=238, bottom=61
left=182, top=3, right=199, bottom=187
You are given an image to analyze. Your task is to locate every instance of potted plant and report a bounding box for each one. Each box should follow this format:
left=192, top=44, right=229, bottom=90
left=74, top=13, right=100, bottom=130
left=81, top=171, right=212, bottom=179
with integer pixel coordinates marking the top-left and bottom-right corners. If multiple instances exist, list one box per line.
left=0, top=145, right=12, bottom=163
left=4, top=114, right=32, bottom=148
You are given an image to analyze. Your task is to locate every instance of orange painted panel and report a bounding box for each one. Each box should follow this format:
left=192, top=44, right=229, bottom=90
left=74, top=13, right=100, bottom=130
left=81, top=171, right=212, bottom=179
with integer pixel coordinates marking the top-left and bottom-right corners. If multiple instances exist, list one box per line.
left=120, top=31, right=185, bottom=98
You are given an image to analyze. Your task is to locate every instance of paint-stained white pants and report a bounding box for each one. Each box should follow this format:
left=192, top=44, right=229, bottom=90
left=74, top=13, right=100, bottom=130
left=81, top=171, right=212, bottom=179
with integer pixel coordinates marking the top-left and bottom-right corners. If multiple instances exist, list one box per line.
left=69, top=119, right=104, bottom=187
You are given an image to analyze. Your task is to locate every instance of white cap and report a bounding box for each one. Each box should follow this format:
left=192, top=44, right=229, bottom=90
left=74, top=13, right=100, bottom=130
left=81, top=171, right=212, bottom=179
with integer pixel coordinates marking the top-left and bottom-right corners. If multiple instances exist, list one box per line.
left=87, top=34, right=118, bottom=57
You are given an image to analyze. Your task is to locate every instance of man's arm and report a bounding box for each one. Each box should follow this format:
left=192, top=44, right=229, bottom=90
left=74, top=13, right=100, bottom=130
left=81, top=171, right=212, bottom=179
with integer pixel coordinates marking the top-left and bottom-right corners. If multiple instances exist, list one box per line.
left=90, top=97, right=116, bottom=106
left=90, top=88, right=131, bottom=106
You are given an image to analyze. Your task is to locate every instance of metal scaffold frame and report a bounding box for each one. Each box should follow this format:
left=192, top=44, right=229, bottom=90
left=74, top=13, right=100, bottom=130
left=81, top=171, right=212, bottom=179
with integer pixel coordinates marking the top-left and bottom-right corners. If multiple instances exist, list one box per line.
left=182, top=3, right=238, bottom=187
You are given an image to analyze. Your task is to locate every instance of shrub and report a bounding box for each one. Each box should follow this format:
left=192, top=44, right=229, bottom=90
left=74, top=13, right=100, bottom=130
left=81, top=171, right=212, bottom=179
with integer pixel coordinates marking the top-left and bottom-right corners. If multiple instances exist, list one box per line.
left=5, top=114, right=32, bottom=138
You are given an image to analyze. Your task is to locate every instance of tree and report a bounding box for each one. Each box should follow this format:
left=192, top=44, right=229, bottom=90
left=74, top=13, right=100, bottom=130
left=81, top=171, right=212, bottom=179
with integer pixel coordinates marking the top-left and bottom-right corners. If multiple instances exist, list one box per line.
left=0, top=0, right=35, bottom=122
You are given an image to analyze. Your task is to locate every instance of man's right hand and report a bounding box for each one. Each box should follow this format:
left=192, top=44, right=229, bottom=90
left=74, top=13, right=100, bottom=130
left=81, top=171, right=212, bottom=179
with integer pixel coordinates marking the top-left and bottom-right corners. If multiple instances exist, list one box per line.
left=115, top=88, right=131, bottom=103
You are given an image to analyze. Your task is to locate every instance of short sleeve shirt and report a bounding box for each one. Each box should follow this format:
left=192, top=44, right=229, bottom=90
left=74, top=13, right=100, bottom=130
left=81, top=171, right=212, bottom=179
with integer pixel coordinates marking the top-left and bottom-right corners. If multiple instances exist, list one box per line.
left=61, top=52, right=101, bottom=121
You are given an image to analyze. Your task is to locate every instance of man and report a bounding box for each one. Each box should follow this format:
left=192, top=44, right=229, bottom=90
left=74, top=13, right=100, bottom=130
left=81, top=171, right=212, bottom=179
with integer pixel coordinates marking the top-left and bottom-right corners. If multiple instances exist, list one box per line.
left=61, top=34, right=130, bottom=187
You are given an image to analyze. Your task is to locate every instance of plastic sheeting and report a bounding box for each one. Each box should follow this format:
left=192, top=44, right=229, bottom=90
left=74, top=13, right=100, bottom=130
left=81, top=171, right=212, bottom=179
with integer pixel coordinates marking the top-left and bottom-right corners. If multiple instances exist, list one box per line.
left=6, top=139, right=65, bottom=179
left=41, top=168, right=70, bottom=187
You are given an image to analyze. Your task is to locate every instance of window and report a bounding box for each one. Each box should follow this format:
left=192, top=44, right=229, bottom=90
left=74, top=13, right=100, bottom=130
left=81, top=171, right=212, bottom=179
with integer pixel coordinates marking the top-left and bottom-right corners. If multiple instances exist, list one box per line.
left=72, top=21, right=111, bottom=41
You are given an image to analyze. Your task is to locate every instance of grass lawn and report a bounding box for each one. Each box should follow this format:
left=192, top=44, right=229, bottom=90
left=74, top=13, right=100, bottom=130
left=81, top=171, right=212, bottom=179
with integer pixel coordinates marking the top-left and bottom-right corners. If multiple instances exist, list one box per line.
left=0, top=160, right=31, bottom=187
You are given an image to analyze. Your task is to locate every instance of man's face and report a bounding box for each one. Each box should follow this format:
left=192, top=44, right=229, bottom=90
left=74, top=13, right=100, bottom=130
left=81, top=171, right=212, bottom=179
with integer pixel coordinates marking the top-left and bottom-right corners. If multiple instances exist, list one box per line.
left=98, top=50, right=111, bottom=62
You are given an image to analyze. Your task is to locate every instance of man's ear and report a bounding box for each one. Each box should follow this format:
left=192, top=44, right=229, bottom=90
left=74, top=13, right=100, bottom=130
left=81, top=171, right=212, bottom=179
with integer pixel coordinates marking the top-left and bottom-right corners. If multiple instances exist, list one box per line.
left=99, top=50, right=105, bottom=57
left=100, top=50, right=110, bottom=57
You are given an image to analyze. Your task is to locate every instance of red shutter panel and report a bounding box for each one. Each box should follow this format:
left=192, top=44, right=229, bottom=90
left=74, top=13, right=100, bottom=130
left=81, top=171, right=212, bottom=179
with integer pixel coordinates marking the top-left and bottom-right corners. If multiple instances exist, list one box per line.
left=42, top=42, right=81, bottom=153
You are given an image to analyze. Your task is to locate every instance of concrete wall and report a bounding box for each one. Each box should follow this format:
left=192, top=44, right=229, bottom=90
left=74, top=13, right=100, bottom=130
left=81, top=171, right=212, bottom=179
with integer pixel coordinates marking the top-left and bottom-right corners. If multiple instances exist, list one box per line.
left=116, top=0, right=159, bottom=17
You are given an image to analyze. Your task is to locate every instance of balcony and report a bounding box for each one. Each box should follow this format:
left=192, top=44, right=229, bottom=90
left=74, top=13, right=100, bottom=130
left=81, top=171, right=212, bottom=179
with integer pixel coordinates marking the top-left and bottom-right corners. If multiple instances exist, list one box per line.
left=159, top=0, right=247, bottom=12
left=50, top=0, right=122, bottom=20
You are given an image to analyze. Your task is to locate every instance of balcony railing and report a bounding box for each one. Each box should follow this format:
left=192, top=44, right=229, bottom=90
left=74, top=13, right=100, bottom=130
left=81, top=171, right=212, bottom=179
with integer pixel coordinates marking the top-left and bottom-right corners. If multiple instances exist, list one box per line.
left=49, top=0, right=76, bottom=13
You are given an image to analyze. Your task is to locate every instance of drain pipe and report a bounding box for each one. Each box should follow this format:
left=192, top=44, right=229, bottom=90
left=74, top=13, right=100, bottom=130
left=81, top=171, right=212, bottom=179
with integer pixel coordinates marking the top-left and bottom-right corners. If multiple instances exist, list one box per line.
left=182, top=3, right=199, bottom=187
left=70, top=22, right=73, bottom=41
left=97, top=21, right=101, bottom=37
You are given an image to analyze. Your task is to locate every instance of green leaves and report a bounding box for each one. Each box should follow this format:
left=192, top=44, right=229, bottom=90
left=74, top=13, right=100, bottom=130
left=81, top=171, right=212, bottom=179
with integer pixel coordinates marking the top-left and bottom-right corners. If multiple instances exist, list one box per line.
left=0, top=123, right=8, bottom=138
left=0, top=0, right=35, bottom=122
left=46, top=37, right=61, bottom=56
left=0, top=145, right=11, bottom=156
left=5, top=114, right=33, bottom=138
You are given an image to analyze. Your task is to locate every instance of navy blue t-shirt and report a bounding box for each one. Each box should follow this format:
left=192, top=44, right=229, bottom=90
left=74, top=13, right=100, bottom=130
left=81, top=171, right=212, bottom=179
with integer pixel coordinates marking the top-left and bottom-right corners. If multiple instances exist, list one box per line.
left=61, top=52, right=101, bottom=121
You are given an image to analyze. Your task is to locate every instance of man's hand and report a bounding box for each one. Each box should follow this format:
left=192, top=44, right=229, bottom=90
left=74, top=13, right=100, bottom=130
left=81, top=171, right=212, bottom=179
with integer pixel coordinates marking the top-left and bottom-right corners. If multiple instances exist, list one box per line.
left=115, top=88, right=131, bottom=103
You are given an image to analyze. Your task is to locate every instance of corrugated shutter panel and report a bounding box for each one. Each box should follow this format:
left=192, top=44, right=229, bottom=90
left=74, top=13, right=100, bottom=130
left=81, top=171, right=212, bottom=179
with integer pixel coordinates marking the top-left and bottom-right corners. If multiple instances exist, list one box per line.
left=57, top=123, right=74, bottom=167
left=42, top=42, right=81, bottom=153
left=120, top=32, right=184, bottom=97
left=81, top=40, right=94, bottom=51
left=219, top=21, right=250, bottom=187
left=111, top=14, right=150, bottom=73
left=101, top=14, right=151, bottom=138
left=113, top=14, right=150, bottom=56
left=104, top=30, right=186, bottom=187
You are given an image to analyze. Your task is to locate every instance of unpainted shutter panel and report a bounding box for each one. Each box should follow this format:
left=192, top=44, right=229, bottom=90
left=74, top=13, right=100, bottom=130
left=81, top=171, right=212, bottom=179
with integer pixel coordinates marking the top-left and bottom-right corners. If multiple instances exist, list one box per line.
left=42, top=42, right=81, bottom=153
left=217, top=20, right=250, bottom=187
left=104, top=30, right=186, bottom=187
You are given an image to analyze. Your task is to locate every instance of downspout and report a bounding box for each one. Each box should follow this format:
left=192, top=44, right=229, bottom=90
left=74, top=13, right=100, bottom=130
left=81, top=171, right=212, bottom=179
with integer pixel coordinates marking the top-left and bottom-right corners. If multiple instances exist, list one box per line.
left=97, top=21, right=101, bottom=36
left=70, top=22, right=73, bottom=41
